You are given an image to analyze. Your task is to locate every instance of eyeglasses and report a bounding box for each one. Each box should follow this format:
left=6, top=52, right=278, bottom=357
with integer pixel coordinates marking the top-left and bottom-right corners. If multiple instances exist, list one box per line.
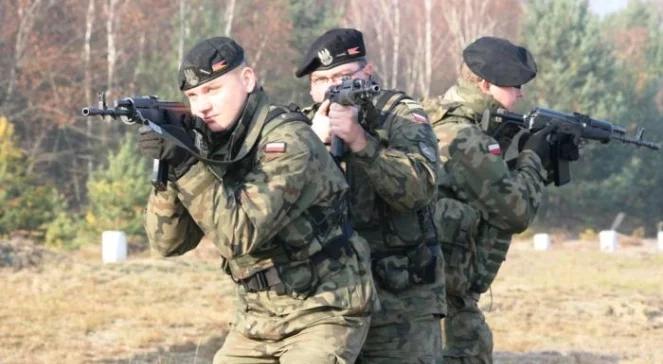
left=310, top=65, right=366, bottom=86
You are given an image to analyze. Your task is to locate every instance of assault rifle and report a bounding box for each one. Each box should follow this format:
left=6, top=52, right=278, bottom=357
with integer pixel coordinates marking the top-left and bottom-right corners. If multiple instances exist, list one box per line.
left=490, top=107, right=660, bottom=186
left=325, top=78, right=380, bottom=158
left=82, top=94, right=192, bottom=191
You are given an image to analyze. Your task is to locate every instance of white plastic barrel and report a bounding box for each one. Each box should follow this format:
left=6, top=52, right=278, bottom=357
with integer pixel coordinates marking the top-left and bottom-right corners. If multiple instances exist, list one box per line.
left=102, top=230, right=127, bottom=263
left=533, top=233, right=551, bottom=251
left=599, top=230, right=619, bottom=253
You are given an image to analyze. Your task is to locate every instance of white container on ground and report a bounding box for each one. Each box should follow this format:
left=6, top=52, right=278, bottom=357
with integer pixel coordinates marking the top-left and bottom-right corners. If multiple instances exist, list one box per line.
left=533, top=233, right=551, bottom=251
left=599, top=230, right=619, bottom=253
left=102, top=230, right=127, bottom=263
left=657, top=231, right=663, bottom=251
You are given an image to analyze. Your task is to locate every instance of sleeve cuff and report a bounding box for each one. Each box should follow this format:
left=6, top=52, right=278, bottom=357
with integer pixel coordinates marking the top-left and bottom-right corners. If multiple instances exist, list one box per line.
left=516, top=150, right=547, bottom=181
left=351, top=132, right=380, bottom=162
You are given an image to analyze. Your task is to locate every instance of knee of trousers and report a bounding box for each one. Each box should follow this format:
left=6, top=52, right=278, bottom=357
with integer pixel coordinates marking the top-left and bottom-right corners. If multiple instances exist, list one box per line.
left=443, top=309, right=493, bottom=359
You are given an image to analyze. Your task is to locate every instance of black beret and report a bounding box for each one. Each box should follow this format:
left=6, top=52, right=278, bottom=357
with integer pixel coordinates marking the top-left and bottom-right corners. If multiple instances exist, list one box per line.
left=178, top=37, right=245, bottom=90
left=295, top=28, right=366, bottom=78
left=462, top=36, right=537, bottom=87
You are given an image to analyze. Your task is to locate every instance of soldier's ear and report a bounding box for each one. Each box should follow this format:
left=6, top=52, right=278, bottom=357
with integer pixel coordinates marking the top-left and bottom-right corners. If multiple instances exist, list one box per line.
left=240, top=67, right=257, bottom=93
left=478, top=79, right=492, bottom=94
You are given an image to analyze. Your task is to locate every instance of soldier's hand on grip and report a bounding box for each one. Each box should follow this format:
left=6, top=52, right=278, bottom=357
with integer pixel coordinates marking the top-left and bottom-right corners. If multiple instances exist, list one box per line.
left=522, top=124, right=556, bottom=166
left=138, top=126, right=196, bottom=181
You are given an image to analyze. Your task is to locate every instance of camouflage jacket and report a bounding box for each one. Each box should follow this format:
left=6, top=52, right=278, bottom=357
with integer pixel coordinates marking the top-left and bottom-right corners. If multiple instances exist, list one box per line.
left=430, top=79, right=546, bottom=232
left=426, top=79, right=547, bottom=294
left=303, top=89, right=446, bottom=317
left=144, top=89, right=375, bottom=340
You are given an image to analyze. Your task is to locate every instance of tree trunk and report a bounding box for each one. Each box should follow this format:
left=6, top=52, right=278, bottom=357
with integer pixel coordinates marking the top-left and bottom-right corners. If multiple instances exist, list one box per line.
left=390, top=0, right=400, bottom=89
left=106, top=0, right=119, bottom=100
left=422, top=0, right=432, bottom=98
left=224, top=0, right=237, bottom=36
left=4, top=0, right=43, bottom=104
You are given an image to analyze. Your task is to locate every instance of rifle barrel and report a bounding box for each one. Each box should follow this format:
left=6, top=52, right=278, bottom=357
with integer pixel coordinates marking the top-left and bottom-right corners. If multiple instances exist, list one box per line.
left=81, top=107, right=131, bottom=118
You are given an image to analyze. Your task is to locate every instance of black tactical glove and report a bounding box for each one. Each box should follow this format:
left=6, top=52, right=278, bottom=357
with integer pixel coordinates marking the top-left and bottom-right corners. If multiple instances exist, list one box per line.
left=138, top=126, right=197, bottom=181
left=522, top=124, right=556, bottom=166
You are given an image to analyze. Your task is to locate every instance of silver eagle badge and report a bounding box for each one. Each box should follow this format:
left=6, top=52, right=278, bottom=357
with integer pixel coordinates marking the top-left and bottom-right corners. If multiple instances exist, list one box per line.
left=317, top=48, right=333, bottom=66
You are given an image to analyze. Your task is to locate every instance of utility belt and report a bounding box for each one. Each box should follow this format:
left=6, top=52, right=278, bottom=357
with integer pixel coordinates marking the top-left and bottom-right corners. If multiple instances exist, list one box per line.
left=371, top=241, right=441, bottom=293
left=222, top=224, right=353, bottom=295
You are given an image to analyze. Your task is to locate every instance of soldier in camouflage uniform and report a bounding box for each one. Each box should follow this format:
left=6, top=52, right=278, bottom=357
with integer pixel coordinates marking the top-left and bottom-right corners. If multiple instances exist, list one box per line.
left=296, top=28, right=446, bottom=363
left=139, top=37, right=377, bottom=364
left=425, top=37, right=554, bottom=364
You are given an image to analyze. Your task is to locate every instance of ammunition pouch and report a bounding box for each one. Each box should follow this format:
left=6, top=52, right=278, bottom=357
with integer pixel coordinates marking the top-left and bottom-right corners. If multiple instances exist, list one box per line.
left=382, top=204, right=437, bottom=248
left=435, top=197, right=481, bottom=296
left=470, top=223, right=512, bottom=294
left=372, top=241, right=441, bottom=293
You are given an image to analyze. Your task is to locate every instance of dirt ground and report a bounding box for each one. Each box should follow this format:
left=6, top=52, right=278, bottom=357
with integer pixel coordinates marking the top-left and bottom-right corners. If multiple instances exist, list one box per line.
left=1, top=237, right=662, bottom=363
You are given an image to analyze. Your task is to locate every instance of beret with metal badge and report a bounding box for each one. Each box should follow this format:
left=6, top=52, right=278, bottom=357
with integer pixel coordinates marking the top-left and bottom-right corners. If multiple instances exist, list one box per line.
left=178, top=36, right=245, bottom=90
left=295, top=28, right=366, bottom=78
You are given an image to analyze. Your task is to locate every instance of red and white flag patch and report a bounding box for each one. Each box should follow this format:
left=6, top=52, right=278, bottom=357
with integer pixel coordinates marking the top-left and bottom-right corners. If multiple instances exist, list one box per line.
left=347, top=46, right=361, bottom=55
left=264, top=142, right=287, bottom=153
left=412, top=113, right=428, bottom=124
left=488, top=143, right=501, bottom=156
left=212, top=60, right=227, bottom=72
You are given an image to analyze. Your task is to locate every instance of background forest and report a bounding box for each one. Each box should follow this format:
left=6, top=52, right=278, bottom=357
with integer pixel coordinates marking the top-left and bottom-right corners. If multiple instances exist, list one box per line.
left=0, top=0, right=661, bottom=248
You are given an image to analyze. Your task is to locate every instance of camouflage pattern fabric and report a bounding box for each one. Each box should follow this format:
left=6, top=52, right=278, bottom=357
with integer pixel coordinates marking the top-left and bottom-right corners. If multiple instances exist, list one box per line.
left=144, top=89, right=376, bottom=362
left=433, top=197, right=480, bottom=297
left=214, top=315, right=369, bottom=364
left=304, top=89, right=446, bottom=363
left=356, top=311, right=443, bottom=364
left=424, top=79, right=547, bottom=363
left=443, top=293, right=492, bottom=364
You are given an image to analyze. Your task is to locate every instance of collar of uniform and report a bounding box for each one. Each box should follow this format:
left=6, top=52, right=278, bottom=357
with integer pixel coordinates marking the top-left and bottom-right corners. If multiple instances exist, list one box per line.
left=208, top=88, right=269, bottom=161
left=446, top=79, right=500, bottom=123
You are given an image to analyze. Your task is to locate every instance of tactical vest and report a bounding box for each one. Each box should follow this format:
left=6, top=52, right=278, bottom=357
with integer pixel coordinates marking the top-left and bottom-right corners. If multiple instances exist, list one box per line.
left=435, top=101, right=514, bottom=295
left=211, top=104, right=353, bottom=296
left=353, top=91, right=441, bottom=292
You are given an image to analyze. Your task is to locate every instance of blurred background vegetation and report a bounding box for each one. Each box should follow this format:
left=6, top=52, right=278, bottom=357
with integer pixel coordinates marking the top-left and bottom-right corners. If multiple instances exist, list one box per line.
left=0, top=0, right=661, bottom=249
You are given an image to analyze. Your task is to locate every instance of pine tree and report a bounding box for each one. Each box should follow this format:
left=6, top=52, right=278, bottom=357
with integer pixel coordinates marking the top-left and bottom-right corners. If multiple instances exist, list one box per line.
left=522, top=0, right=663, bottom=233
left=522, top=0, right=629, bottom=230
left=0, top=116, right=64, bottom=236
left=85, top=132, right=151, bottom=238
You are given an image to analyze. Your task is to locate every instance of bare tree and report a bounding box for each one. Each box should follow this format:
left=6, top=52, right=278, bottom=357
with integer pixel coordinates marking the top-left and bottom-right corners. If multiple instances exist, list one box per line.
left=389, top=0, right=400, bottom=88
left=106, top=0, right=120, bottom=100
left=4, top=0, right=44, bottom=104
left=83, top=0, right=95, bottom=105
left=443, top=0, right=497, bottom=52
left=224, top=0, right=237, bottom=36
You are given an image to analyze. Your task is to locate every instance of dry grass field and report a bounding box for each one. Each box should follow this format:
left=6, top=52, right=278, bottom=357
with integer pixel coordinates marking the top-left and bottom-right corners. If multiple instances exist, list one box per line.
left=1, top=237, right=662, bottom=363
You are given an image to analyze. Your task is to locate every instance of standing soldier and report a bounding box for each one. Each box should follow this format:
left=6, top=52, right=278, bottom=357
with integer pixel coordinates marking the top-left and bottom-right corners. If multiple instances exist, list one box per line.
left=139, top=36, right=376, bottom=364
left=296, top=28, right=446, bottom=363
left=426, top=36, right=554, bottom=363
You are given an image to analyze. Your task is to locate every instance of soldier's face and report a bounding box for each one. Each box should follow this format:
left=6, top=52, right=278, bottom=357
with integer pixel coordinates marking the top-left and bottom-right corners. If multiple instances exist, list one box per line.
left=309, top=61, right=372, bottom=103
left=487, top=83, right=523, bottom=111
left=184, top=67, right=256, bottom=132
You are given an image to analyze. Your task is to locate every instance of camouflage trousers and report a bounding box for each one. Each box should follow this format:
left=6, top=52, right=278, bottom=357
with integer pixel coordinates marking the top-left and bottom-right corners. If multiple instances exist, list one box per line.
left=213, top=315, right=370, bottom=364
left=442, top=293, right=493, bottom=364
left=356, top=311, right=443, bottom=364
